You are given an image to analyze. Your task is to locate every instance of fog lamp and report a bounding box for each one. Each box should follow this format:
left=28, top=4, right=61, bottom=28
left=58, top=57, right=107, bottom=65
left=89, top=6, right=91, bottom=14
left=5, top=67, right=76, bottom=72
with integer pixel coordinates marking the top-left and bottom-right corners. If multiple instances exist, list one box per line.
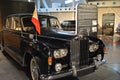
left=55, top=63, right=62, bottom=72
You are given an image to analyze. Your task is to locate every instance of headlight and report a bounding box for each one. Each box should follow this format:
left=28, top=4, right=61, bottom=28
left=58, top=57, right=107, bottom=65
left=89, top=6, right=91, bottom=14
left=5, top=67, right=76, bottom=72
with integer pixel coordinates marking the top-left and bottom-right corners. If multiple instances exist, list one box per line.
left=89, top=44, right=99, bottom=52
left=54, top=49, right=68, bottom=59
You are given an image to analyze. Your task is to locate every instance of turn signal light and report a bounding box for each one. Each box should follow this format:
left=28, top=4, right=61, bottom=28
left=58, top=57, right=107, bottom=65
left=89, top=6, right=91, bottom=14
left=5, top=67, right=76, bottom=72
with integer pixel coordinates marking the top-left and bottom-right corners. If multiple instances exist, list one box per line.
left=48, top=57, right=52, bottom=65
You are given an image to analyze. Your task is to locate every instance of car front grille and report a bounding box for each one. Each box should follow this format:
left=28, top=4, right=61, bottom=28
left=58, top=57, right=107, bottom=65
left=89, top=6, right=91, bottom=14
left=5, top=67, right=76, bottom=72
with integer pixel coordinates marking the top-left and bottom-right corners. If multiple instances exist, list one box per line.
left=79, top=39, right=89, bottom=67
left=70, top=37, right=89, bottom=68
left=70, top=38, right=80, bottom=68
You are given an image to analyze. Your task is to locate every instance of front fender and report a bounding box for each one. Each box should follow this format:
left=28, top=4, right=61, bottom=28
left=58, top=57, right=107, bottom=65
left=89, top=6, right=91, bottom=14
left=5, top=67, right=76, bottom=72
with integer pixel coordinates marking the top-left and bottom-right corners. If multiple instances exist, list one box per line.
left=86, top=36, right=105, bottom=46
left=31, top=41, right=50, bottom=57
left=86, top=36, right=105, bottom=60
left=22, top=40, right=50, bottom=66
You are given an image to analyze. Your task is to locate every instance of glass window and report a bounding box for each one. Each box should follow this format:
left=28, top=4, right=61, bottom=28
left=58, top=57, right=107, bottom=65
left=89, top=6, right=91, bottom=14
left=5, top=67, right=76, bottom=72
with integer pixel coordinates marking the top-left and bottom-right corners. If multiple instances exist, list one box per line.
left=61, top=20, right=75, bottom=31
left=12, top=17, right=21, bottom=31
left=22, top=16, right=36, bottom=33
left=50, top=18, right=62, bottom=29
left=6, top=17, right=12, bottom=29
left=40, top=18, right=47, bottom=28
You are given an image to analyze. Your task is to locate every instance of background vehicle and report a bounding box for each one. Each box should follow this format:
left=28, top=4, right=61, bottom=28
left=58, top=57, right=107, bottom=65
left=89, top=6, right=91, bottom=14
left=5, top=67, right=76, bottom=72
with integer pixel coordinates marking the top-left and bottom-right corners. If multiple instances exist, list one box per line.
left=1, top=13, right=105, bottom=80
left=61, top=20, right=97, bottom=37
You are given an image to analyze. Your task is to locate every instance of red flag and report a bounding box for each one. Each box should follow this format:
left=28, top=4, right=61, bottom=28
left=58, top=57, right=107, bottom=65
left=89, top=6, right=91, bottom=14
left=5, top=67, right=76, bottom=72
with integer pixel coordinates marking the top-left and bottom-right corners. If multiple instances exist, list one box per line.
left=31, top=6, right=41, bottom=34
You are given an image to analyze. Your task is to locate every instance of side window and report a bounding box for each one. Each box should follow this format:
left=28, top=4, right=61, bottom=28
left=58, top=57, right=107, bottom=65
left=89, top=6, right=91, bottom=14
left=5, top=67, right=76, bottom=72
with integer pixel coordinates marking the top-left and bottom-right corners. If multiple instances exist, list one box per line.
left=6, top=17, right=12, bottom=29
left=12, top=17, right=21, bottom=31
left=22, top=16, right=36, bottom=33
left=40, top=18, right=47, bottom=28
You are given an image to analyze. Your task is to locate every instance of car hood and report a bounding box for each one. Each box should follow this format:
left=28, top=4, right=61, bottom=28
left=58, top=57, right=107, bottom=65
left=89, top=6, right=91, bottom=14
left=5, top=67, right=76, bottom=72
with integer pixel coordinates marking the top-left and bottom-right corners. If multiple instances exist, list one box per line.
left=41, top=29, right=77, bottom=40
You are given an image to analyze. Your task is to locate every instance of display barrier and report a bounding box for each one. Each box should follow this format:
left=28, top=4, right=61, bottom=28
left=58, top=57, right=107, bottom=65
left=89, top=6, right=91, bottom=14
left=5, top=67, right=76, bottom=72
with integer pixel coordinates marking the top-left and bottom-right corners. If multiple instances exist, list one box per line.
left=76, top=4, right=98, bottom=37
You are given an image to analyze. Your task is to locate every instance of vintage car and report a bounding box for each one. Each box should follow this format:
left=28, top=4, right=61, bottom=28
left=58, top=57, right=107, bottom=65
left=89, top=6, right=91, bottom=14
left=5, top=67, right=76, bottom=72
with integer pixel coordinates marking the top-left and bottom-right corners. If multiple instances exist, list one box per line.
left=1, top=13, right=106, bottom=80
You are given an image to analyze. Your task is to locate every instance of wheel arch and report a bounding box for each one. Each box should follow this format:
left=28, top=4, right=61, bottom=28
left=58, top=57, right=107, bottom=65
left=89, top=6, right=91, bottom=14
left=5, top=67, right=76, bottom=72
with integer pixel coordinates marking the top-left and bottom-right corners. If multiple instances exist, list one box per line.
left=23, top=50, right=33, bottom=67
left=22, top=48, right=44, bottom=68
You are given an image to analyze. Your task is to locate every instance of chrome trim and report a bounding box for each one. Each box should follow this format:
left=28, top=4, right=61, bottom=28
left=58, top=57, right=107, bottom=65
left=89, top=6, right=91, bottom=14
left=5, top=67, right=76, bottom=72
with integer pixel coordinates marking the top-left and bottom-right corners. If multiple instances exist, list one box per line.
left=41, top=65, right=96, bottom=80
left=94, top=58, right=106, bottom=69
left=72, top=65, right=77, bottom=77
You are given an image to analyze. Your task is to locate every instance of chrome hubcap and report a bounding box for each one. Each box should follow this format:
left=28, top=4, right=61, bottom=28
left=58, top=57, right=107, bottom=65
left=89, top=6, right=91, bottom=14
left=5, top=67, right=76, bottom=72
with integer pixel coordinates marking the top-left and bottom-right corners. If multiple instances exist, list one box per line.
left=30, top=58, right=39, bottom=80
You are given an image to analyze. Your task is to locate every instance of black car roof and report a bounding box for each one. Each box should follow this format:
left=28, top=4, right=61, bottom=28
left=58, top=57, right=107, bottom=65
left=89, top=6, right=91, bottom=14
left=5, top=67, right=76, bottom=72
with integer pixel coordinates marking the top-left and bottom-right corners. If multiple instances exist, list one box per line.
left=63, top=20, right=75, bottom=22
left=7, top=13, right=57, bottom=19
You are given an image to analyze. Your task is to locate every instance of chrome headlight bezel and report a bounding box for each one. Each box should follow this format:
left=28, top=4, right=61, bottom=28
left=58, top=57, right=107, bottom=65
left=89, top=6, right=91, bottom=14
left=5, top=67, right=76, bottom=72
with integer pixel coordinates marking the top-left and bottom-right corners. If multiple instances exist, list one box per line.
left=89, top=43, right=99, bottom=52
left=55, top=63, right=62, bottom=72
left=53, top=49, right=68, bottom=59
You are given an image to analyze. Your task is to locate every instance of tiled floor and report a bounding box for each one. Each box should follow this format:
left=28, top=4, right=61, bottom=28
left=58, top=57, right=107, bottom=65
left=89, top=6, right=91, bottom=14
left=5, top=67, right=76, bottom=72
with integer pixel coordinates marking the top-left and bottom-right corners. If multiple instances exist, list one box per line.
left=79, top=34, right=120, bottom=80
left=0, top=34, right=120, bottom=80
left=0, top=51, right=28, bottom=80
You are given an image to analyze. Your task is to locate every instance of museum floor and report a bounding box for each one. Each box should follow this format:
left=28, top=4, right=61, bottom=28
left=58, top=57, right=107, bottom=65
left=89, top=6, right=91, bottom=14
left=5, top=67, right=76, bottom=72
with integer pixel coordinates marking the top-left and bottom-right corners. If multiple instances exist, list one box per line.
left=0, top=34, right=120, bottom=80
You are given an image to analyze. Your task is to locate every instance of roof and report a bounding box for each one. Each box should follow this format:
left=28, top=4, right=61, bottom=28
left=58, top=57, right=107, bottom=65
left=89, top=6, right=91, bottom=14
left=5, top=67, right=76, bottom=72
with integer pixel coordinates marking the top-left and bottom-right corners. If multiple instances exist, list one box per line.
left=7, top=13, right=57, bottom=19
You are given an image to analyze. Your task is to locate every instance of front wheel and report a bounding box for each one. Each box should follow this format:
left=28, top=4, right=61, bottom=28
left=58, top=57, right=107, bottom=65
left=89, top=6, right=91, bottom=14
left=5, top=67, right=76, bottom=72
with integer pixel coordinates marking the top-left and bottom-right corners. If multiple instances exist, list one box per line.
left=30, top=57, right=41, bottom=80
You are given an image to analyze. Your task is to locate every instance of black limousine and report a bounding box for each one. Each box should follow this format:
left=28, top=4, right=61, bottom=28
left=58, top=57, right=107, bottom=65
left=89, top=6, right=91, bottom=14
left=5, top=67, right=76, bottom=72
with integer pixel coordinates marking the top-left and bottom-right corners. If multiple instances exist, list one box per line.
left=0, top=13, right=106, bottom=80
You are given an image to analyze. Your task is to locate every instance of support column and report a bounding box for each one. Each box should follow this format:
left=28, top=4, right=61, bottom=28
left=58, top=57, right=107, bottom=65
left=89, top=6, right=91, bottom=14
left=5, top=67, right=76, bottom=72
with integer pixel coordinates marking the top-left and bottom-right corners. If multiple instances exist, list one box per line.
left=37, top=0, right=41, bottom=11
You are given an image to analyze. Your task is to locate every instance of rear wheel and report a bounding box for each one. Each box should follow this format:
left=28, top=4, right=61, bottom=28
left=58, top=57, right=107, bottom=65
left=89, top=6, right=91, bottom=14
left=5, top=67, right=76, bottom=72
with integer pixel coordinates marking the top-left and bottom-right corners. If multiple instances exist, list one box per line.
left=30, top=57, right=41, bottom=80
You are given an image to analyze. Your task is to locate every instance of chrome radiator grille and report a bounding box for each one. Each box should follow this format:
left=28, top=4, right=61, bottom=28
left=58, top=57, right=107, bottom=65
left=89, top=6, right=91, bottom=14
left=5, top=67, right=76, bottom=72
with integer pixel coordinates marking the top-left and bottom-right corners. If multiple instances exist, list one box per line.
left=70, top=38, right=80, bottom=67
left=70, top=38, right=89, bottom=67
left=79, top=39, right=89, bottom=67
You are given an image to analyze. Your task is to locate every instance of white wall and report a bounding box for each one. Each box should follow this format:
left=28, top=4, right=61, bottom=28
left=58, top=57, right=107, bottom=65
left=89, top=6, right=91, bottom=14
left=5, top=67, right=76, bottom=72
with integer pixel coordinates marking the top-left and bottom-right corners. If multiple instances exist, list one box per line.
left=89, top=1, right=120, bottom=7
left=40, top=12, right=76, bottom=22
left=88, top=1, right=120, bottom=32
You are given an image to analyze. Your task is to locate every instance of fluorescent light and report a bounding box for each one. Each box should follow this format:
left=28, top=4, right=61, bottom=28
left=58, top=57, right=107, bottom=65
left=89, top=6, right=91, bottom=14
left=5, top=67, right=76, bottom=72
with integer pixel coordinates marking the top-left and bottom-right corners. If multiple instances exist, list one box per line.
left=65, top=0, right=73, bottom=4
left=28, top=0, right=31, bottom=2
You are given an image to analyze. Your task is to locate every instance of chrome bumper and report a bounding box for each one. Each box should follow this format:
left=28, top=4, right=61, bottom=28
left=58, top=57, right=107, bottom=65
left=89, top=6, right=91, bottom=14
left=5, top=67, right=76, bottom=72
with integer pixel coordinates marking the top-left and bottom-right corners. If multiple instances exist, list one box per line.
left=94, top=58, right=106, bottom=69
left=41, top=65, right=96, bottom=80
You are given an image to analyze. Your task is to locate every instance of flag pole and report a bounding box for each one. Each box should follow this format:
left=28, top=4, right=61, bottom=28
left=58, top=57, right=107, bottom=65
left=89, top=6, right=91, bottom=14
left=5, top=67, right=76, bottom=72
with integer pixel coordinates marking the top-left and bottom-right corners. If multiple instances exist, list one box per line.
left=35, top=6, right=38, bottom=41
left=35, top=31, right=38, bottom=42
left=31, top=5, right=41, bottom=42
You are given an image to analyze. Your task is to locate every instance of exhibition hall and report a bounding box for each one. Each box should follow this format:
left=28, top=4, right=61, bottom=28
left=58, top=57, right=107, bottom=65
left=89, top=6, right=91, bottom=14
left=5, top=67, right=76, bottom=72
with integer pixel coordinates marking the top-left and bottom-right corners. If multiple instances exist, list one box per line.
left=0, top=0, right=120, bottom=80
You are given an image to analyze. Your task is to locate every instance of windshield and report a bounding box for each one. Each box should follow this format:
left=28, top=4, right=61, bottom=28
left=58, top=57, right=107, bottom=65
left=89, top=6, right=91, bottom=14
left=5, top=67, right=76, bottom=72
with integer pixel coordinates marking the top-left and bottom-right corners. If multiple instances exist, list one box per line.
left=22, top=16, right=36, bottom=33
left=22, top=16, right=62, bottom=33
left=50, top=18, right=62, bottom=30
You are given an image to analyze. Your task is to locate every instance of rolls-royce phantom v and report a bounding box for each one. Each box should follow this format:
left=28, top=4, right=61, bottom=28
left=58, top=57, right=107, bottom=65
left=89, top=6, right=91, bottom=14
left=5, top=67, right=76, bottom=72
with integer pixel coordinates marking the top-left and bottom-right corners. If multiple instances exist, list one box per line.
left=1, top=13, right=106, bottom=80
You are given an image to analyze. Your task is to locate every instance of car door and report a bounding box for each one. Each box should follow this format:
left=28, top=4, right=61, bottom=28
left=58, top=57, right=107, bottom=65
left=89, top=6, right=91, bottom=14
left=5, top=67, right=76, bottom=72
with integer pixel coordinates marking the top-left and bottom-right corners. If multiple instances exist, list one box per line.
left=4, top=16, right=22, bottom=64
left=3, top=17, right=13, bottom=52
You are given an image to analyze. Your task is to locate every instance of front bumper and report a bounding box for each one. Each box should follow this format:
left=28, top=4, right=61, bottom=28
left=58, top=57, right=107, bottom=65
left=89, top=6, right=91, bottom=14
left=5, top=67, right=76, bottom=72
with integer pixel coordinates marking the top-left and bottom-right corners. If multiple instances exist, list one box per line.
left=41, top=65, right=96, bottom=80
